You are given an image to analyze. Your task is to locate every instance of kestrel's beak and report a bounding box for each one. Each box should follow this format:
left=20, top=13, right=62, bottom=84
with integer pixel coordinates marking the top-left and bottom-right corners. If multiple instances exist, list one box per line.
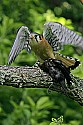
left=30, top=34, right=34, bottom=39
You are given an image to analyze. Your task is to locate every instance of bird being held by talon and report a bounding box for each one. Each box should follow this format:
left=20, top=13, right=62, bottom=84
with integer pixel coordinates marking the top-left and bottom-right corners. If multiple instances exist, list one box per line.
left=8, top=22, right=83, bottom=70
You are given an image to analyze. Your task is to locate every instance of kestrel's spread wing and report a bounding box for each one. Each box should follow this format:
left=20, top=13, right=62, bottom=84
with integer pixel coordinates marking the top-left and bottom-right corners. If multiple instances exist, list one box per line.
left=8, top=26, right=31, bottom=64
left=43, top=22, right=83, bottom=52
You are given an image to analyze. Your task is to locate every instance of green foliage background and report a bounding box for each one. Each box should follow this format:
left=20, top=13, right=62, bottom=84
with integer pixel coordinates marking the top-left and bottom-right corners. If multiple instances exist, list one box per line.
left=0, top=0, right=83, bottom=125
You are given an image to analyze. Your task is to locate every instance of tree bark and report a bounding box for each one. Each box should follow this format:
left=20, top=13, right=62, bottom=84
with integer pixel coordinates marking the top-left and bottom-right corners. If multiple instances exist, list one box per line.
left=0, top=65, right=53, bottom=88
left=0, top=65, right=83, bottom=106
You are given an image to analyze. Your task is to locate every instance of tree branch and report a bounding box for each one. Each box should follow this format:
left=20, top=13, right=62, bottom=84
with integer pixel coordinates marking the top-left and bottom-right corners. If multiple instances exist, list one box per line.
left=0, top=65, right=52, bottom=88
left=0, top=63, right=83, bottom=106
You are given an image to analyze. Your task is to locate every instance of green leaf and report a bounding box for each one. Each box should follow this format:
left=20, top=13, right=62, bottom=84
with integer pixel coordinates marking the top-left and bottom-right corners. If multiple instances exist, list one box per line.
left=36, top=96, right=53, bottom=110
left=27, top=96, right=35, bottom=107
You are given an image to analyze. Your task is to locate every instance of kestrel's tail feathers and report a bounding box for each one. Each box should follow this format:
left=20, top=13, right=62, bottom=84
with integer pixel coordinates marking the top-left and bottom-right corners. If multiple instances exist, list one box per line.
left=55, top=53, right=80, bottom=70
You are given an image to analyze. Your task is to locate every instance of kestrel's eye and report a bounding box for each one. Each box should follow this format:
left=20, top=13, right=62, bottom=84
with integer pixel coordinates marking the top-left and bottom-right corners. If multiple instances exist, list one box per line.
left=35, top=35, right=38, bottom=38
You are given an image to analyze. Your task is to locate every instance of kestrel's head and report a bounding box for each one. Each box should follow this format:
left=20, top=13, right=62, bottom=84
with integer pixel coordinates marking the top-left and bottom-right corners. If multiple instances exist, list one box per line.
left=30, top=32, right=42, bottom=43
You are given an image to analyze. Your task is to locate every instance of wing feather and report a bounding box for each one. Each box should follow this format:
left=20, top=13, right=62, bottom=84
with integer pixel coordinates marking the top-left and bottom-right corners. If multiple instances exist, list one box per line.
left=8, top=26, right=30, bottom=64
left=43, top=22, right=83, bottom=52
